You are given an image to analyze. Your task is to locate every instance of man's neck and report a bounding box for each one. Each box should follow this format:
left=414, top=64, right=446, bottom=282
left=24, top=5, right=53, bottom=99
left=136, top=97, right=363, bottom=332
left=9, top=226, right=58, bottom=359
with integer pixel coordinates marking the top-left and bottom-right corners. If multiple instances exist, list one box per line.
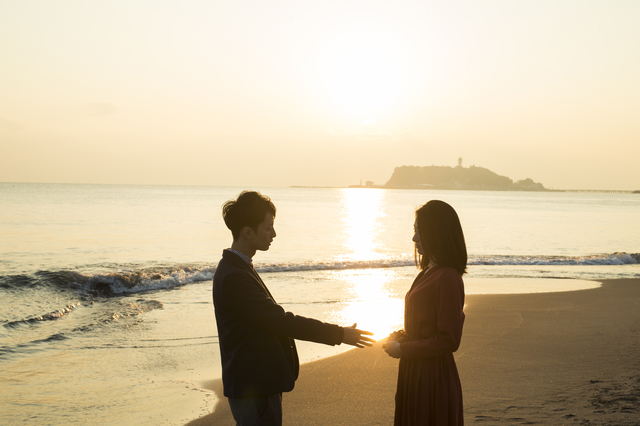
left=230, top=240, right=256, bottom=260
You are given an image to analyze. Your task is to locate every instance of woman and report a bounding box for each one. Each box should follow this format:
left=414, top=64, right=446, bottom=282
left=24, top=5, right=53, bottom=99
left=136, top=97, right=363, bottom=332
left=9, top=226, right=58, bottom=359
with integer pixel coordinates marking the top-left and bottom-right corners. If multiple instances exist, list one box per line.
left=383, top=200, right=467, bottom=425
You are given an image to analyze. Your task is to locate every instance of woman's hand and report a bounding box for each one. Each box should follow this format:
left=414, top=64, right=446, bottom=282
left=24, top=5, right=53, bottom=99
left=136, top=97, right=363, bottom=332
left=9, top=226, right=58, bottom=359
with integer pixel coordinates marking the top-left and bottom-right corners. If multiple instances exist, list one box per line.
left=388, top=329, right=406, bottom=342
left=382, top=340, right=402, bottom=358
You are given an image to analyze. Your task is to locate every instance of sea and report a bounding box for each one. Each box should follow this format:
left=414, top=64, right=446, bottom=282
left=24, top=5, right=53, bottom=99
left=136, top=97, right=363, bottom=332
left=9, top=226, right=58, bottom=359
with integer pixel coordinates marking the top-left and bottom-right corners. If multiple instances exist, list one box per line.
left=1, top=183, right=638, bottom=425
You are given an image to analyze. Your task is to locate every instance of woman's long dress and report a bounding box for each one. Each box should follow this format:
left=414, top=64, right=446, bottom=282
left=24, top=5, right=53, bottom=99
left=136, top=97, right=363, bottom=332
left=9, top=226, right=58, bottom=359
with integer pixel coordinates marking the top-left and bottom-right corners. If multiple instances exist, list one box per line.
left=394, top=266, right=465, bottom=426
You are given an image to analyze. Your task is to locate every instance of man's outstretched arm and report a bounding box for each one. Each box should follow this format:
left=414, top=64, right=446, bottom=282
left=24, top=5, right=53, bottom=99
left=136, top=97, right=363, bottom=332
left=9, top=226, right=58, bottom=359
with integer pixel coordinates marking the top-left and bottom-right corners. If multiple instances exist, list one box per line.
left=222, top=271, right=375, bottom=347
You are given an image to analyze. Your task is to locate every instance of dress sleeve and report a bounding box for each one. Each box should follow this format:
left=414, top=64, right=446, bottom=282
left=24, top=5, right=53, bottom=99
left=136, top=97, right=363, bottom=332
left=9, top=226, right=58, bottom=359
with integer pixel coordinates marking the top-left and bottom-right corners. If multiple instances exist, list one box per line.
left=400, top=271, right=465, bottom=359
left=222, top=270, right=344, bottom=346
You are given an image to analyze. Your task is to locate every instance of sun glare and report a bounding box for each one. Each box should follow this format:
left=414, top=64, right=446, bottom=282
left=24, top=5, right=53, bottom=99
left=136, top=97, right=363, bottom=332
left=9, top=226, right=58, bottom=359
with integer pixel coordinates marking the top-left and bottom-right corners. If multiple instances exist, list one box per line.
left=340, top=188, right=386, bottom=260
left=328, top=269, right=404, bottom=340
left=316, top=27, right=409, bottom=115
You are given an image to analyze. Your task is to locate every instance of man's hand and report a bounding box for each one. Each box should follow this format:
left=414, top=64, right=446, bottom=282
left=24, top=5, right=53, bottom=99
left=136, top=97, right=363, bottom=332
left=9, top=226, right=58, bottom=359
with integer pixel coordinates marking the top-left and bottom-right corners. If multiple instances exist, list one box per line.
left=382, top=340, right=402, bottom=358
left=342, top=323, right=375, bottom=348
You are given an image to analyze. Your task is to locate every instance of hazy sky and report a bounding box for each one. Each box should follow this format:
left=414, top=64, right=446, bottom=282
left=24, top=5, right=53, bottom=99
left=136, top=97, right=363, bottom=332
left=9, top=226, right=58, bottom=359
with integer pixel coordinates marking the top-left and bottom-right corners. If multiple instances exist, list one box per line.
left=1, top=1, right=639, bottom=190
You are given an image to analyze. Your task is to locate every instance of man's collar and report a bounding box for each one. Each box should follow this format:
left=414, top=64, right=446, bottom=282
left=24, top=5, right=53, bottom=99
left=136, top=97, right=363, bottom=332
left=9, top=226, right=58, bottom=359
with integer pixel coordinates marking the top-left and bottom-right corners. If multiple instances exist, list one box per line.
left=225, top=248, right=253, bottom=266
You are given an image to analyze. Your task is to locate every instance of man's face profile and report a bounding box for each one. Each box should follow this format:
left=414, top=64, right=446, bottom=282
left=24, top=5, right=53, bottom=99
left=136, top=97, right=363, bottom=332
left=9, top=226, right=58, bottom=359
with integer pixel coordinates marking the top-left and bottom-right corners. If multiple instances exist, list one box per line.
left=248, top=213, right=276, bottom=252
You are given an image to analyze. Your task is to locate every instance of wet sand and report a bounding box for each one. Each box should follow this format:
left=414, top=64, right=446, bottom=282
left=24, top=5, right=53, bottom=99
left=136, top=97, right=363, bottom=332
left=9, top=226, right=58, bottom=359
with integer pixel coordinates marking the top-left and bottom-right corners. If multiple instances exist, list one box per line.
left=187, top=279, right=640, bottom=425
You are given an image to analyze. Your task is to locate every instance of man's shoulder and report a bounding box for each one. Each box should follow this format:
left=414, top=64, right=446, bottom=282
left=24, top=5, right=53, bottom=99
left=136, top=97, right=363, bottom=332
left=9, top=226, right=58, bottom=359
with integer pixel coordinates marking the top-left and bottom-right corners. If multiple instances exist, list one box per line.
left=214, top=251, right=237, bottom=272
left=214, top=256, right=238, bottom=279
left=214, top=255, right=254, bottom=286
left=213, top=255, right=265, bottom=308
left=213, top=258, right=241, bottom=302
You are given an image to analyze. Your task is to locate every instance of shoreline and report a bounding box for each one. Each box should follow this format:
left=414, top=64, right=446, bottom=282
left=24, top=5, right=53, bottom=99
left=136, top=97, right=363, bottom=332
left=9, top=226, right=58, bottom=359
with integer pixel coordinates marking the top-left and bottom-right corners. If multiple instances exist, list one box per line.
left=187, top=279, right=640, bottom=425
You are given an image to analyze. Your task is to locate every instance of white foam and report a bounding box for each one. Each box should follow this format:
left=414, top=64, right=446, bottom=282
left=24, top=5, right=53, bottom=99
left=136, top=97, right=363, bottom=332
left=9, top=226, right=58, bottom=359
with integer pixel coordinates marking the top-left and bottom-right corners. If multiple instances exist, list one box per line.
left=64, top=252, right=637, bottom=295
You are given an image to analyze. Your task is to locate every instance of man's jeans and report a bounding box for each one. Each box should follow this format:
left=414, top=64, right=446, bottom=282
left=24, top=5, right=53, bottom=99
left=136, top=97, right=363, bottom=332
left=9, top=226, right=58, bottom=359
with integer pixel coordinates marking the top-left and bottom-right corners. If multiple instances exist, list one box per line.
left=228, top=393, right=283, bottom=426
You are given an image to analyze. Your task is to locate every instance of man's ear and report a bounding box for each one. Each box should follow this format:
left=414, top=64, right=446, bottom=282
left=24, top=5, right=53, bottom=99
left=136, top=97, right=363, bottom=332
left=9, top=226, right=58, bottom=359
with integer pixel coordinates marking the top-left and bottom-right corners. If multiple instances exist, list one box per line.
left=239, top=225, right=254, bottom=241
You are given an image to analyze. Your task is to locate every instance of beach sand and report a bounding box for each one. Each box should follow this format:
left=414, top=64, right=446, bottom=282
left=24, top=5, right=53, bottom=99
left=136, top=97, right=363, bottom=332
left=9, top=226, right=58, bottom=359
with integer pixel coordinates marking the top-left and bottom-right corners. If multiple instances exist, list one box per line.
left=187, top=279, right=640, bottom=425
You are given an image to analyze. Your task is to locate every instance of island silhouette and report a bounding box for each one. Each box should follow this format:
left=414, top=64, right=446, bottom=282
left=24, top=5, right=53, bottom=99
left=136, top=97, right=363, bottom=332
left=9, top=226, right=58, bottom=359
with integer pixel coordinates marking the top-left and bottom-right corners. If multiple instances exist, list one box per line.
left=353, top=159, right=546, bottom=191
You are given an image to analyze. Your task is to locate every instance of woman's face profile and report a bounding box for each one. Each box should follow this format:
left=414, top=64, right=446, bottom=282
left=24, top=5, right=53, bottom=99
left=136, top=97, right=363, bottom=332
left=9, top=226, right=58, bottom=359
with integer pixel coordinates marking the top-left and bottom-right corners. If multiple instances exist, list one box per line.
left=412, top=219, right=424, bottom=255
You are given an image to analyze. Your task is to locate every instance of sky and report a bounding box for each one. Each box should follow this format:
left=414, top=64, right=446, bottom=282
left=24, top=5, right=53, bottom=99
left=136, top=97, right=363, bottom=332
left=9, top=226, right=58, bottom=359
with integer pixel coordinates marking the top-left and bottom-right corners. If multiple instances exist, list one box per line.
left=1, top=0, right=639, bottom=190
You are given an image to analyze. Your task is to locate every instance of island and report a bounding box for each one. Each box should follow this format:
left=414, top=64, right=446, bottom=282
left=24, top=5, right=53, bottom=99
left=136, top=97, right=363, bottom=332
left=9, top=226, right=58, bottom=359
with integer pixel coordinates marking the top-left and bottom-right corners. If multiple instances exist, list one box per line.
left=351, top=159, right=546, bottom=191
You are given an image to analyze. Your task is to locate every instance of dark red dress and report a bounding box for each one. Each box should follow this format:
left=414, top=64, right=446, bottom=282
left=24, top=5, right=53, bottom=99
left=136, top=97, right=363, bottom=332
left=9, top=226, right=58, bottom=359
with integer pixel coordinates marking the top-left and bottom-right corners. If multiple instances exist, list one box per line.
left=394, top=266, right=465, bottom=426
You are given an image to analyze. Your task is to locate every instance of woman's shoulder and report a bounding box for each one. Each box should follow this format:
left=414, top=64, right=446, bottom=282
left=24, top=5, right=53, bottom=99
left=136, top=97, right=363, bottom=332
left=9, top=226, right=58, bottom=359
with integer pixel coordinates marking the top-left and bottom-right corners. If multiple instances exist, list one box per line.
left=431, top=266, right=464, bottom=287
left=415, top=266, right=457, bottom=284
left=434, top=266, right=461, bottom=276
left=415, top=266, right=463, bottom=284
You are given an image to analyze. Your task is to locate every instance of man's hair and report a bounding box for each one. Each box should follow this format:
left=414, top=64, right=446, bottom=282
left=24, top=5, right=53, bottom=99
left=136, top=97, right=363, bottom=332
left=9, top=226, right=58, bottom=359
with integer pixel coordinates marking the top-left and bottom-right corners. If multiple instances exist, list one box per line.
left=222, top=191, right=276, bottom=240
left=415, top=200, right=467, bottom=275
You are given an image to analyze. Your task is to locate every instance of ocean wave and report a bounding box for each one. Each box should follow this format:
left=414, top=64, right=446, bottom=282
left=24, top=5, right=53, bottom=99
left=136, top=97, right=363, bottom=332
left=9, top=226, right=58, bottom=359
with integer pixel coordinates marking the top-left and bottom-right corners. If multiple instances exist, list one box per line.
left=2, top=299, right=164, bottom=333
left=3, top=304, right=79, bottom=329
left=256, top=258, right=415, bottom=273
left=470, top=252, right=640, bottom=266
left=0, top=253, right=636, bottom=295
left=0, top=267, right=217, bottom=296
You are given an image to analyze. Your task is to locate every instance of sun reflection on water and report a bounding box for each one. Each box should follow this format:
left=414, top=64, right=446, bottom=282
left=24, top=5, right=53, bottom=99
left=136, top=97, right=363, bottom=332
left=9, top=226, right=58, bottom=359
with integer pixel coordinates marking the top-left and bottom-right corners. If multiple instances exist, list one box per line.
left=340, top=188, right=386, bottom=261
left=327, top=268, right=404, bottom=340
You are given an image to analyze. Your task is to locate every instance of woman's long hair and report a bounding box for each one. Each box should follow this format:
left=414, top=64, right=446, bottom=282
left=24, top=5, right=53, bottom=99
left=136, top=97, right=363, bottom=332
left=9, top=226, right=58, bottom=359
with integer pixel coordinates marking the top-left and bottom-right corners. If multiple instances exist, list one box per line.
left=415, top=200, right=467, bottom=275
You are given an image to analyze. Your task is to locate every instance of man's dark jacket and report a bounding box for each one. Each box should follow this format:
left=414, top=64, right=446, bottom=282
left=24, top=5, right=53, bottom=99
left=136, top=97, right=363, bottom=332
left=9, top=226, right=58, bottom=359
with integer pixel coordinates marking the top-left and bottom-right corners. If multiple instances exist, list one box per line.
left=213, top=249, right=344, bottom=398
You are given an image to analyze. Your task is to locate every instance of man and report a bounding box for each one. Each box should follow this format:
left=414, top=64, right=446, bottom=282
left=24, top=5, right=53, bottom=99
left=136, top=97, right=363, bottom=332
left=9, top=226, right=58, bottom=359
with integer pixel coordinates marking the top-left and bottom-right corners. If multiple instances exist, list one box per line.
left=213, top=190, right=375, bottom=425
